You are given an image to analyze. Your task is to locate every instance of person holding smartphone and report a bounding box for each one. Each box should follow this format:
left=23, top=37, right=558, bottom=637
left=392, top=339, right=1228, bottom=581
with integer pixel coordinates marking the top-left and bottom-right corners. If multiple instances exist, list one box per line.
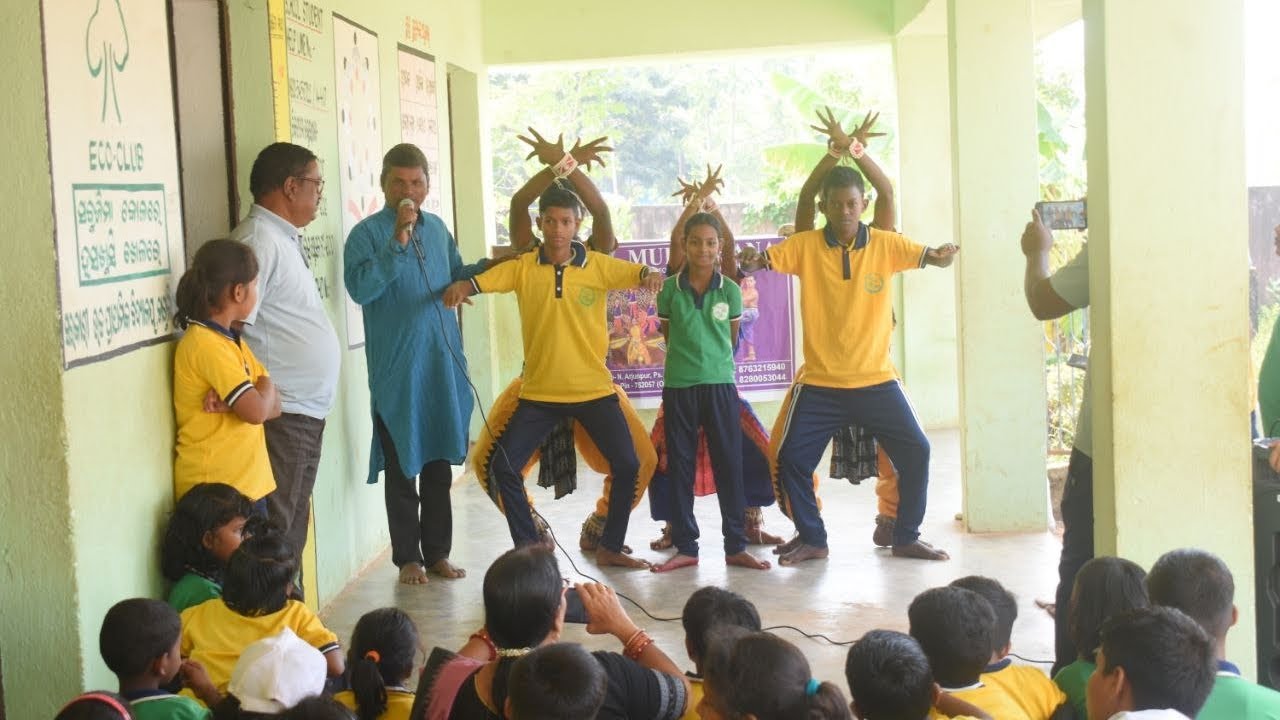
left=1020, top=207, right=1092, bottom=675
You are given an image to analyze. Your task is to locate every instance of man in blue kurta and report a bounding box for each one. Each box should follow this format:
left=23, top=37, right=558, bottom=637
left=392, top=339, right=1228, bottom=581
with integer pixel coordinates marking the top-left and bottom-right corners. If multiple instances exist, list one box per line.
left=344, top=143, right=492, bottom=585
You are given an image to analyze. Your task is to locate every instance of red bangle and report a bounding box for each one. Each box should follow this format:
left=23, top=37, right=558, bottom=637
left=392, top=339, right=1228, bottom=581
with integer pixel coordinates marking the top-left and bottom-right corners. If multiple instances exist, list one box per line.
left=470, top=629, right=497, bottom=662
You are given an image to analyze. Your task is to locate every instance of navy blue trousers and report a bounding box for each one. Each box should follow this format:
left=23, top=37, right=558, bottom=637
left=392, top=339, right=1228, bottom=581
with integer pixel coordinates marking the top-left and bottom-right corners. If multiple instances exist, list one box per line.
left=490, top=394, right=638, bottom=553
left=662, top=384, right=746, bottom=556
left=776, top=381, right=930, bottom=547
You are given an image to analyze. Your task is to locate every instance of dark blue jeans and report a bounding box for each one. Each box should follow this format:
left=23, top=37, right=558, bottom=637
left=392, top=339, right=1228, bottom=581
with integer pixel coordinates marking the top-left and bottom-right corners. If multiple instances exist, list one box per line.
left=663, top=384, right=745, bottom=557
left=776, top=382, right=931, bottom=547
left=491, top=394, right=639, bottom=553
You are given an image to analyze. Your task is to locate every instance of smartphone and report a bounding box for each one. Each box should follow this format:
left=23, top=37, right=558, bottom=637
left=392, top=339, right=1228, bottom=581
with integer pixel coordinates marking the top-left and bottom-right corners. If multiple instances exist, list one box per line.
left=564, top=587, right=589, bottom=624
left=1036, top=200, right=1087, bottom=230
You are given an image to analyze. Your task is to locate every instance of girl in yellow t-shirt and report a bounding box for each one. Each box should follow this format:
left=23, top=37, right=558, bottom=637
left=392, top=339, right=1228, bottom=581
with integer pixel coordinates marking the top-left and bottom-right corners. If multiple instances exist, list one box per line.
left=335, top=608, right=420, bottom=720
left=172, top=239, right=281, bottom=504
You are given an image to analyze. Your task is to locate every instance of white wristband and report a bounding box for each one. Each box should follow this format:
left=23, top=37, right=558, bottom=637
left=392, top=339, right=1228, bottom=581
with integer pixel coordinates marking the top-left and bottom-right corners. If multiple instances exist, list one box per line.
left=847, top=139, right=866, bottom=160
left=552, top=153, right=578, bottom=178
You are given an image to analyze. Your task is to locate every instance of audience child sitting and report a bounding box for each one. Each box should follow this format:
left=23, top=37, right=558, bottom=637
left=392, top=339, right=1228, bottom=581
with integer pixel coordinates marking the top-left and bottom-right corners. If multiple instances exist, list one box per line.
left=907, top=586, right=1031, bottom=719
left=699, top=629, right=852, bottom=720
left=211, top=628, right=328, bottom=719
left=678, top=586, right=763, bottom=720
left=281, top=697, right=357, bottom=719
left=506, top=643, right=608, bottom=720
left=162, top=483, right=256, bottom=612
left=426, top=546, right=689, bottom=719
left=1085, top=607, right=1215, bottom=720
left=845, top=630, right=993, bottom=720
left=181, top=533, right=343, bottom=698
left=950, top=576, right=1072, bottom=719
left=334, top=608, right=419, bottom=720
left=1146, top=548, right=1280, bottom=719
left=56, top=692, right=136, bottom=720
left=1054, top=557, right=1150, bottom=719
left=100, top=598, right=217, bottom=716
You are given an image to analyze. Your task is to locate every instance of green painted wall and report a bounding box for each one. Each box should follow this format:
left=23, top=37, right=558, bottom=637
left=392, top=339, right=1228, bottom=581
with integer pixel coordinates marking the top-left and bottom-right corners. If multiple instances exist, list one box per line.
left=0, top=3, right=83, bottom=716
left=222, top=0, right=490, bottom=603
left=480, top=0, right=894, bottom=66
left=0, top=1, right=490, bottom=713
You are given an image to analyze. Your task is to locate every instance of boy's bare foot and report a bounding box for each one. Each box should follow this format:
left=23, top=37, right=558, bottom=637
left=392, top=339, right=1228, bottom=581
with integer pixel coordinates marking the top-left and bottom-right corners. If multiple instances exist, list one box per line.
left=891, top=540, right=950, bottom=561
left=746, top=526, right=785, bottom=545
left=726, top=551, right=772, bottom=570
left=429, top=558, right=466, bottom=579
left=772, top=534, right=802, bottom=555
left=778, top=543, right=829, bottom=566
left=596, top=547, right=651, bottom=569
left=872, top=515, right=896, bottom=548
left=649, top=525, right=673, bottom=551
left=398, top=562, right=429, bottom=585
left=651, top=553, right=698, bottom=573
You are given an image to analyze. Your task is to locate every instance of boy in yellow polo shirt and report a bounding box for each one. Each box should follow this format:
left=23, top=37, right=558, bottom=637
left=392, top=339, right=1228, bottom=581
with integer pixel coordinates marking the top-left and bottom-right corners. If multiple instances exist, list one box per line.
left=444, top=186, right=663, bottom=568
left=740, top=165, right=957, bottom=565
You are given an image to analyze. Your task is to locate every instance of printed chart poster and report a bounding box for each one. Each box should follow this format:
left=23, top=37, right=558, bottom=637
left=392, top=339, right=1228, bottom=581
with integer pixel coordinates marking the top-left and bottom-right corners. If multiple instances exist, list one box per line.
left=333, top=14, right=382, bottom=348
left=397, top=45, right=446, bottom=222
left=277, top=0, right=341, bottom=310
left=607, top=238, right=796, bottom=405
left=44, top=0, right=186, bottom=368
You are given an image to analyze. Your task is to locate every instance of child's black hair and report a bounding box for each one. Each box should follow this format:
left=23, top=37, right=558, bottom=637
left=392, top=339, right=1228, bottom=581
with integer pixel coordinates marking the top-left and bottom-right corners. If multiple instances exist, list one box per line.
left=819, top=166, right=867, bottom=202
left=1068, top=556, right=1149, bottom=663
left=174, top=239, right=258, bottom=329
left=844, top=630, right=934, bottom=720
left=1146, top=548, right=1236, bottom=641
left=281, top=696, right=357, bottom=719
left=1097, top=607, right=1216, bottom=717
left=537, top=184, right=585, bottom=219
left=950, top=575, right=1018, bottom=655
left=681, top=586, right=761, bottom=666
left=907, top=586, right=996, bottom=688
left=161, top=482, right=254, bottom=582
left=482, top=547, right=565, bottom=714
left=221, top=532, right=298, bottom=617
left=683, top=212, right=722, bottom=240
left=346, top=608, right=419, bottom=720
left=55, top=692, right=135, bottom=720
left=703, top=630, right=852, bottom=720
left=99, top=599, right=181, bottom=681
left=508, top=643, right=607, bottom=720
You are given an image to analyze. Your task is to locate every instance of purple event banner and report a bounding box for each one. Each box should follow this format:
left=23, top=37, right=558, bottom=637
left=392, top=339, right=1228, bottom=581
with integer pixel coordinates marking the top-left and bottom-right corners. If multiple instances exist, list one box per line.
left=606, top=237, right=796, bottom=400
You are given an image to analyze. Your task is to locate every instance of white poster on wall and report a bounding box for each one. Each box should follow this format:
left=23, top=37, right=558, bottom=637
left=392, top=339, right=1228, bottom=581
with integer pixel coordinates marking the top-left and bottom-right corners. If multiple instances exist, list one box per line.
left=43, top=0, right=186, bottom=368
left=333, top=14, right=382, bottom=349
left=397, top=45, right=448, bottom=226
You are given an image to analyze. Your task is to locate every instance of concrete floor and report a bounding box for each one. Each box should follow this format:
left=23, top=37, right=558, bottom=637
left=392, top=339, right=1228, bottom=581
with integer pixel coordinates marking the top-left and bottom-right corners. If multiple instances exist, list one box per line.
left=319, top=429, right=1061, bottom=688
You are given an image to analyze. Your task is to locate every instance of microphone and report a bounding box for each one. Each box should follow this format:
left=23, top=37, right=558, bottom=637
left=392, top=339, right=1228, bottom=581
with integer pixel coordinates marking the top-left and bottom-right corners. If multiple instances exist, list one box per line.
left=399, top=197, right=425, bottom=260
left=398, top=197, right=417, bottom=235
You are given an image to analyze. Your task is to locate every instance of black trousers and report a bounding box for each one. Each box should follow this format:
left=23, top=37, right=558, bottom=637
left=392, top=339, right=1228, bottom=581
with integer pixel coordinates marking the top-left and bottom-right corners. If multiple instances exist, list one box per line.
left=375, top=415, right=453, bottom=568
left=1053, top=448, right=1094, bottom=674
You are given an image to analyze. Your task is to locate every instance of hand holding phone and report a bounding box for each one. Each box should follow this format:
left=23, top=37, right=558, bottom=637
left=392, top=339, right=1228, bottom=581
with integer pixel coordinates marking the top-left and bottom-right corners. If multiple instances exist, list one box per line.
left=563, top=587, right=589, bottom=624
left=1035, top=200, right=1087, bottom=230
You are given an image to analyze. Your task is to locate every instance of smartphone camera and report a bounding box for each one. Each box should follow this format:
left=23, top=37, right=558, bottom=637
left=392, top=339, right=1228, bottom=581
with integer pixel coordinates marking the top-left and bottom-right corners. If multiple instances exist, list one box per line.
left=1036, top=199, right=1087, bottom=230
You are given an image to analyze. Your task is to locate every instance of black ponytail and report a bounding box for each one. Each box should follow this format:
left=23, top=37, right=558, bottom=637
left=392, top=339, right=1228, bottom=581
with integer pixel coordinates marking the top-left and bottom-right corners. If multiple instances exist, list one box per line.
left=175, top=239, right=258, bottom=328
left=346, top=608, right=419, bottom=720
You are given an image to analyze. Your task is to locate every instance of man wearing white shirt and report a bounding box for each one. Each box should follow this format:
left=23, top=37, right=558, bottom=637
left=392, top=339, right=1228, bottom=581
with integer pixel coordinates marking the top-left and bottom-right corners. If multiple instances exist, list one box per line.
left=232, top=143, right=341, bottom=592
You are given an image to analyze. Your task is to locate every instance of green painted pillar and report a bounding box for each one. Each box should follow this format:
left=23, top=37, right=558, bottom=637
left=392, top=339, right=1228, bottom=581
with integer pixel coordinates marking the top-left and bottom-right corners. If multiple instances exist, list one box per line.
left=894, top=33, right=959, bottom=430
left=1083, top=0, right=1255, bottom=676
left=0, top=3, right=85, bottom=716
left=946, top=0, right=1050, bottom=531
